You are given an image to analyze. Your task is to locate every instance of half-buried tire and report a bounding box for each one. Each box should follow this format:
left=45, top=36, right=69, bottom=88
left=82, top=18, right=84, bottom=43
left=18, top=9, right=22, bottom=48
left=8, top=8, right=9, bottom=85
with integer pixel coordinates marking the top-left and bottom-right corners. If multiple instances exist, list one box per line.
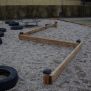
left=0, top=32, right=4, bottom=37
left=5, top=20, right=14, bottom=24
left=11, top=25, right=23, bottom=30
left=0, top=38, right=2, bottom=45
left=8, top=21, right=19, bottom=26
left=0, top=28, right=6, bottom=32
left=0, top=66, right=18, bottom=91
left=24, top=24, right=38, bottom=28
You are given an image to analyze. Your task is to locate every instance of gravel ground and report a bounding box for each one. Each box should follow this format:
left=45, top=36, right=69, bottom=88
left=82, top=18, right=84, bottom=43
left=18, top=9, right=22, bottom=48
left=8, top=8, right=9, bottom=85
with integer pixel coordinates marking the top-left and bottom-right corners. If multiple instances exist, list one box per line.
left=0, top=19, right=91, bottom=91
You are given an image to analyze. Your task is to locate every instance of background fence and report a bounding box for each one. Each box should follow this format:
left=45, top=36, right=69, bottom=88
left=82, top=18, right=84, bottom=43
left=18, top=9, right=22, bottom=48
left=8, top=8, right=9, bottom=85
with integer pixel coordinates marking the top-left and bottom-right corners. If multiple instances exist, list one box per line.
left=0, top=5, right=91, bottom=19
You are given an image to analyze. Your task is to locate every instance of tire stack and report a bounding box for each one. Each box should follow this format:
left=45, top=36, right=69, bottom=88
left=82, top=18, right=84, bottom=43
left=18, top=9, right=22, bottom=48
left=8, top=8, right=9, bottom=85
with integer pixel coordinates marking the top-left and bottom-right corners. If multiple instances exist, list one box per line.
left=0, top=28, right=6, bottom=45
left=5, top=21, right=23, bottom=30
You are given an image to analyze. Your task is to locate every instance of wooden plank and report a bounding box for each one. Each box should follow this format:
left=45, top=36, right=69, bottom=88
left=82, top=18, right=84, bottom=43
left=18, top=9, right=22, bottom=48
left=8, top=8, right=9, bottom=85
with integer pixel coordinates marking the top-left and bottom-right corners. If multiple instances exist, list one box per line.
left=24, top=22, right=57, bottom=34
left=24, top=27, right=46, bottom=34
left=50, top=43, right=82, bottom=82
left=19, top=34, right=78, bottom=48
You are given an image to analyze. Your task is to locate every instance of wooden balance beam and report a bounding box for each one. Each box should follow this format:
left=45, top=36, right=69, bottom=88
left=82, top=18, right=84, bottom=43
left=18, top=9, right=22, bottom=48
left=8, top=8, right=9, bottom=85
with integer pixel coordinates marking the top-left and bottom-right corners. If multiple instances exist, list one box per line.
left=24, top=21, right=57, bottom=35
left=18, top=21, right=82, bottom=85
left=43, top=42, right=82, bottom=84
left=19, top=34, right=78, bottom=48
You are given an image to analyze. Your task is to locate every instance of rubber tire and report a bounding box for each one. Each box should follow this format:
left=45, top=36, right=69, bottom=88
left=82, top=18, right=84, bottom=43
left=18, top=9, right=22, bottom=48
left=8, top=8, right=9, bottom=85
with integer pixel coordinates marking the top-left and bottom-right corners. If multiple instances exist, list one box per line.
left=8, top=21, right=19, bottom=26
left=0, top=28, right=6, bottom=32
left=5, top=20, right=14, bottom=24
left=0, top=32, right=4, bottom=37
left=0, top=38, right=2, bottom=45
left=0, top=66, right=18, bottom=91
left=19, top=32, right=23, bottom=35
left=76, top=39, right=81, bottom=43
left=24, top=24, right=37, bottom=28
left=11, top=26, right=23, bottom=30
left=5, top=20, right=9, bottom=24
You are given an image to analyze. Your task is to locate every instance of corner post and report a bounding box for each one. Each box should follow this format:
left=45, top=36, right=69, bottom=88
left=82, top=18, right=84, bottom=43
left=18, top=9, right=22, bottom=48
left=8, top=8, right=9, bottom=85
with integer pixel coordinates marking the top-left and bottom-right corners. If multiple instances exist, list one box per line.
left=43, top=69, right=52, bottom=85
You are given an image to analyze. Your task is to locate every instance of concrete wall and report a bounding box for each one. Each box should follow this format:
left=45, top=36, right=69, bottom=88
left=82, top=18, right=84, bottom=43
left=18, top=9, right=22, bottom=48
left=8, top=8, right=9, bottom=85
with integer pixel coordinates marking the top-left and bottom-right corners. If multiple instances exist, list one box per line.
left=0, top=0, right=80, bottom=5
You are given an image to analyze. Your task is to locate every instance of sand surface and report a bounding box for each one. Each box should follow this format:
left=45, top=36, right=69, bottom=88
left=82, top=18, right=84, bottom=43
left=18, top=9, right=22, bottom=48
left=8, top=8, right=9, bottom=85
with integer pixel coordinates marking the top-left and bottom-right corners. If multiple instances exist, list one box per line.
left=0, top=19, right=91, bottom=91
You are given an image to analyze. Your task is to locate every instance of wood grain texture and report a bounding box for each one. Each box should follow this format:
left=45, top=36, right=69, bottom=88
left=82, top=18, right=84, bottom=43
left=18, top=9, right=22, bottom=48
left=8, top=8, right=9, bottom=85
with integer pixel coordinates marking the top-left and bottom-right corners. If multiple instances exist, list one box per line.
left=51, top=43, right=82, bottom=82
left=24, top=22, right=57, bottom=34
left=19, top=34, right=78, bottom=48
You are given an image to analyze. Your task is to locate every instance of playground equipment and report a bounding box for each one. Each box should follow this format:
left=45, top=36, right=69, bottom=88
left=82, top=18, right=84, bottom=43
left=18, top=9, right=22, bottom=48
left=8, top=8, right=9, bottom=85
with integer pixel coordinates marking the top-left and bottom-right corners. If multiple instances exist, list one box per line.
left=18, top=21, right=82, bottom=85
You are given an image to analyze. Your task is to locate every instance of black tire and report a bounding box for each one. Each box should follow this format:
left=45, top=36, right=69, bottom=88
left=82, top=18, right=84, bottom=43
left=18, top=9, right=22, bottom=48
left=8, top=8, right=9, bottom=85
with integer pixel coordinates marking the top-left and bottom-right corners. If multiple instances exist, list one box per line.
left=24, top=24, right=38, bottom=28
left=8, top=21, right=19, bottom=26
left=19, top=32, right=23, bottom=35
left=11, top=25, right=23, bottom=30
left=0, top=28, right=6, bottom=32
left=0, top=66, right=18, bottom=91
left=5, top=20, right=14, bottom=24
left=0, top=32, right=4, bottom=37
left=5, top=20, right=11, bottom=24
left=0, top=38, right=2, bottom=45
left=76, top=39, right=81, bottom=43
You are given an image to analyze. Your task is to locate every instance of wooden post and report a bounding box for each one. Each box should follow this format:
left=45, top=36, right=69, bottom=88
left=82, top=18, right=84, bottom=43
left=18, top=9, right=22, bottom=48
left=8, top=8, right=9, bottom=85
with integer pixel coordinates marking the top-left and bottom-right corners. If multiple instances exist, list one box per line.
left=54, top=21, right=58, bottom=28
left=43, top=69, right=52, bottom=85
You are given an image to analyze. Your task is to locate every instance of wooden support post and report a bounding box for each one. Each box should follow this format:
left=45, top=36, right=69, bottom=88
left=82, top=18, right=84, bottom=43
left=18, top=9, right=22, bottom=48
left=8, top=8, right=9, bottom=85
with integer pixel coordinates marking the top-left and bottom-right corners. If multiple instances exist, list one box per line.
left=43, top=69, right=52, bottom=84
left=54, top=21, right=58, bottom=28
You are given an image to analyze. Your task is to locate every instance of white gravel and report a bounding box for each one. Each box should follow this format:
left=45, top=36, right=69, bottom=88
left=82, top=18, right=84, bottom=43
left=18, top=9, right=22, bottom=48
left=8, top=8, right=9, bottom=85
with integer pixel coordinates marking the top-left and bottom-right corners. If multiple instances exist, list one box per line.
left=0, top=19, right=91, bottom=91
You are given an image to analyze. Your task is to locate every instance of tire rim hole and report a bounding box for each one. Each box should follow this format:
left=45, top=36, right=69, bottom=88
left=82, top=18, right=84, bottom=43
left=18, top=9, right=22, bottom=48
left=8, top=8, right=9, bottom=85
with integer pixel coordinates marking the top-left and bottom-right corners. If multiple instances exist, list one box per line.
left=0, top=70, right=10, bottom=80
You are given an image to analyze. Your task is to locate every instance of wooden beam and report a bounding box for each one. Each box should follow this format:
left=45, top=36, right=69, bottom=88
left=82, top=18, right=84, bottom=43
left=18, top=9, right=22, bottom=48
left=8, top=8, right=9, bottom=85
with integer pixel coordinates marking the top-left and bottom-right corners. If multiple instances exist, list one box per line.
left=24, top=27, right=46, bottom=34
left=24, top=22, right=57, bottom=34
left=19, top=34, right=78, bottom=48
left=18, top=21, right=82, bottom=85
left=50, top=43, right=82, bottom=83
